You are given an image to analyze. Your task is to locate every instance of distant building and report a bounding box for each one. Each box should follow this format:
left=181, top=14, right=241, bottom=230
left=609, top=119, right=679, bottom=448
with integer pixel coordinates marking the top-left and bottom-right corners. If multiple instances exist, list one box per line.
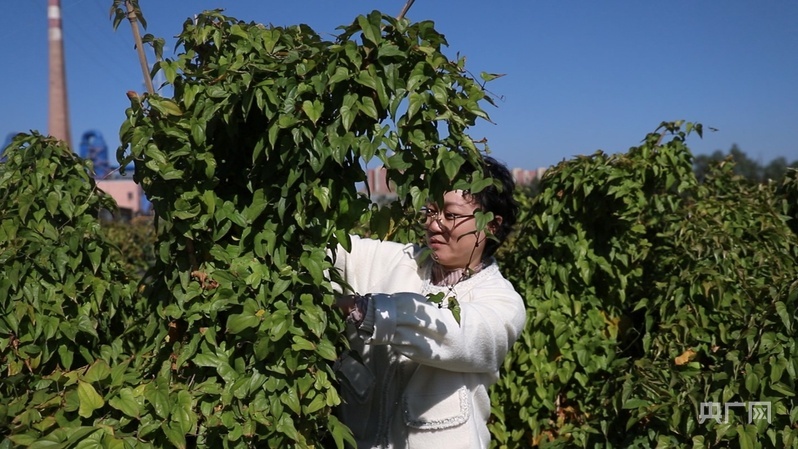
left=511, top=167, right=547, bottom=186
left=79, top=130, right=112, bottom=178
left=366, top=166, right=396, bottom=203
left=96, top=178, right=146, bottom=220
left=48, top=0, right=72, bottom=147
left=75, top=129, right=150, bottom=219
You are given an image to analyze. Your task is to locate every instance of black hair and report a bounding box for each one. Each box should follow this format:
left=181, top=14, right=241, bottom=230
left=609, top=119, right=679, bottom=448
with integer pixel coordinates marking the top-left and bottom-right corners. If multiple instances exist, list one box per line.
left=467, top=156, right=518, bottom=259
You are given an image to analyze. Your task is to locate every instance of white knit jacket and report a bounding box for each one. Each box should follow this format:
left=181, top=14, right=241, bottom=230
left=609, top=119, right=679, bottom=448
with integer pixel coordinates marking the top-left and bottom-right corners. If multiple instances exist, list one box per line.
left=333, top=236, right=527, bottom=449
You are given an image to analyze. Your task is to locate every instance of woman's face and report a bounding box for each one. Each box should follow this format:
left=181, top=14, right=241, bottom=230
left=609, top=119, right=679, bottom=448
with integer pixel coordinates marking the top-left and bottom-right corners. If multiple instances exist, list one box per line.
left=424, top=190, right=486, bottom=270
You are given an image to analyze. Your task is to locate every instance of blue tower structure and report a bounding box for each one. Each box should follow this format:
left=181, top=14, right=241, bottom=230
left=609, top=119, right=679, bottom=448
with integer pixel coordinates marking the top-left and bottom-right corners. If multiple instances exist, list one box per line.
left=78, top=129, right=151, bottom=214
left=79, top=130, right=111, bottom=178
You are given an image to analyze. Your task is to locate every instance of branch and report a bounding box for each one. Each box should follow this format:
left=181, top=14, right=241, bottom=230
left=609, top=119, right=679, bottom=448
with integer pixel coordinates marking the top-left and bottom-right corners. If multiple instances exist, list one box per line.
left=396, top=0, right=416, bottom=21
left=125, top=1, right=154, bottom=95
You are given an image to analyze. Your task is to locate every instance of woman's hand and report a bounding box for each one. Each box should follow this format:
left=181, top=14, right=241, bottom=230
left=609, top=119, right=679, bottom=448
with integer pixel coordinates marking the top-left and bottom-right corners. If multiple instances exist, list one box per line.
left=335, top=294, right=359, bottom=315
left=335, top=294, right=371, bottom=327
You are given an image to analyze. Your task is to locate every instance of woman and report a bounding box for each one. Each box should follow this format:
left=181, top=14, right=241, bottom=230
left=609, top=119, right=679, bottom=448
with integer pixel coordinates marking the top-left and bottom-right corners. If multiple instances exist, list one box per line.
left=333, top=156, right=526, bottom=448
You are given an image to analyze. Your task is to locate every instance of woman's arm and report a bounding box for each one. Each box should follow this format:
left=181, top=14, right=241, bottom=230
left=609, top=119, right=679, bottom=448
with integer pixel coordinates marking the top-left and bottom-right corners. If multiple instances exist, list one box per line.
left=332, top=235, right=418, bottom=295
left=359, top=283, right=526, bottom=374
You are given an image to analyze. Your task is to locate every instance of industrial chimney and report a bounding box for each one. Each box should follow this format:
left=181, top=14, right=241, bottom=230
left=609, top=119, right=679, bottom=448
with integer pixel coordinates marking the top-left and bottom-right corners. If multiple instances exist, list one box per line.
left=48, top=0, right=72, bottom=146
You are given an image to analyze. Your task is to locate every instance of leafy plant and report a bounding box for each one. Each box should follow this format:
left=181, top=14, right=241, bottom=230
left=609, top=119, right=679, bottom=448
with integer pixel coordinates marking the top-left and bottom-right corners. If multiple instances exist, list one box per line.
left=0, top=10, right=501, bottom=449
left=102, top=215, right=157, bottom=279
left=0, top=133, right=137, bottom=441
left=491, top=122, right=798, bottom=448
left=2, top=9, right=501, bottom=447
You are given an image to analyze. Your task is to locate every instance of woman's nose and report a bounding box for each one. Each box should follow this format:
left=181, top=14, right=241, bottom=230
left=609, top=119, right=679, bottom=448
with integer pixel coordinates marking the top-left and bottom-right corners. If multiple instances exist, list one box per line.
left=426, top=216, right=446, bottom=233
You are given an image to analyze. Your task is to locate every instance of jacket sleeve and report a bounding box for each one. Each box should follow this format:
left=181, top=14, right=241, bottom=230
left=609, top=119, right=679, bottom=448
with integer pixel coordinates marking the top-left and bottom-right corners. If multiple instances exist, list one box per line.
left=333, top=235, right=418, bottom=295
left=360, top=283, right=526, bottom=373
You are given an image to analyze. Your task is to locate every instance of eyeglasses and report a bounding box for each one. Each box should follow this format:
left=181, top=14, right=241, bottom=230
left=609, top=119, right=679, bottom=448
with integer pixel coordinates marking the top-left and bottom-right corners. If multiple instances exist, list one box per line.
left=419, top=206, right=475, bottom=231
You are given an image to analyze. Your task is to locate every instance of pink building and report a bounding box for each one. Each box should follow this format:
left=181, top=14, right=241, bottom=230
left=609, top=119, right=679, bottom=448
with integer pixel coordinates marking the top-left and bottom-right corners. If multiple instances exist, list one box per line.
left=366, top=166, right=394, bottom=197
left=511, top=167, right=547, bottom=186
left=96, top=179, right=145, bottom=219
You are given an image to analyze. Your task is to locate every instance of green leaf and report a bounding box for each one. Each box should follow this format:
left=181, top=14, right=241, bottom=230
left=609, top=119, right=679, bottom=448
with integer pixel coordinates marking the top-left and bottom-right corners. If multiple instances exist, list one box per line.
left=315, top=339, right=338, bottom=361
left=622, top=398, right=650, bottom=409
left=45, top=191, right=60, bottom=215
left=292, top=335, right=315, bottom=352
left=737, top=424, right=756, bottom=449
left=299, top=252, right=324, bottom=283
left=191, top=120, right=206, bottom=145
left=227, top=312, right=260, bottom=334
left=145, top=385, right=171, bottom=420
left=278, top=114, right=299, bottom=129
left=262, top=28, right=282, bottom=53
left=407, top=92, right=423, bottom=119
left=194, top=353, right=237, bottom=383
left=28, top=437, right=68, bottom=449
left=770, top=381, right=795, bottom=396
left=254, top=336, right=273, bottom=360
left=340, top=94, right=357, bottom=131
left=304, top=394, right=326, bottom=414
left=439, top=152, right=463, bottom=181
left=328, top=66, right=350, bottom=85
left=359, top=96, right=379, bottom=120
left=474, top=210, right=495, bottom=231
left=108, top=387, right=141, bottom=418
left=162, top=421, right=187, bottom=449
left=77, top=381, right=105, bottom=418
left=378, top=43, right=405, bottom=60
left=745, top=371, right=760, bottom=394
left=281, top=387, right=302, bottom=415
left=426, top=292, right=445, bottom=306
left=66, top=427, right=103, bottom=448
left=149, top=98, right=183, bottom=116
left=87, top=246, right=102, bottom=273
left=173, top=390, right=195, bottom=433
left=447, top=297, right=461, bottom=325
left=28, top=427, right=99, bottom=449
left=479, top=72, right=505, bottom=82
left=312, top=185, right=331, bottom=211
left=356, top=13, right=382, bottom=46
left=328, top=414, right=356, bottom=449
left=775, top=301, right=792, bottom=333
left=302, top=100, right=324, bottom=125
left=469, top=176, right=493, bottom=194
left=83, top=359, right=111, bottom=384
left=58, top=345, right=74, bottom=370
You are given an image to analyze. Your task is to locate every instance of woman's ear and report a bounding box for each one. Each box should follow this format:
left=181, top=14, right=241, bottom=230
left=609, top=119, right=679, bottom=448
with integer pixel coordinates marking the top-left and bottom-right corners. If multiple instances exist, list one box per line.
left=489, top=215, right=503, bottom=233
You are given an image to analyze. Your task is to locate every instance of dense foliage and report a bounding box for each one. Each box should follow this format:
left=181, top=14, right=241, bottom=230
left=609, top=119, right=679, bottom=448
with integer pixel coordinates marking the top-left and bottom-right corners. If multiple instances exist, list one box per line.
left=491, top=122, right=798, bottom=448
left=0, top=133, right=139, bottom=445
left=1, top=9, right=502, bottom=448
left=4, top=6, right=797, bottom=448
left=103, top=216, right=157, bottom=278
left=1, top=10, right=498, bottom=449
left=693, top=144, right=798, bottom=184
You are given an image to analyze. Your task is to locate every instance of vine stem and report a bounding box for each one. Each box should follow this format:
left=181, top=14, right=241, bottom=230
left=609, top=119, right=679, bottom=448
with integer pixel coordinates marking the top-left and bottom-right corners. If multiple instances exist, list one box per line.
left=119, top=2, right=199, bottom=273
left=124, top=1, right=154, bottom=95
left=396, top=0, right=416, bottom=20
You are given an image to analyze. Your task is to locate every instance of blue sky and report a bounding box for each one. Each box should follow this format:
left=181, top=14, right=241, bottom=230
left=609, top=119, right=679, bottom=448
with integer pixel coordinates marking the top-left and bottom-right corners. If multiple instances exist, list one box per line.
left=2, top=0, right=796, bottom=171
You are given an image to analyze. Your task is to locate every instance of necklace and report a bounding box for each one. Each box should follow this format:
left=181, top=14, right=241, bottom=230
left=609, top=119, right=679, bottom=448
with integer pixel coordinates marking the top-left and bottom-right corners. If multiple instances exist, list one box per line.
left=426, top=261, right=485, bottom=325
left=431, top=262, right=484, bottom=286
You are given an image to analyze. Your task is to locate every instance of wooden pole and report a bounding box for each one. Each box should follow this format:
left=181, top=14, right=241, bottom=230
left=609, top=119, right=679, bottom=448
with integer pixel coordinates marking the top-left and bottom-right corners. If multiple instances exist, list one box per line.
left=125, top=1, right=154, bottom=95
left=396, top=0, right=416, bottom=20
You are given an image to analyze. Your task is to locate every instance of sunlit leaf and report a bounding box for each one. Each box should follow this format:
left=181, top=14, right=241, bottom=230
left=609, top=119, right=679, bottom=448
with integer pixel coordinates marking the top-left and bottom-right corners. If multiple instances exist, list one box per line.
left=77, top=381, right=104, bottom=418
